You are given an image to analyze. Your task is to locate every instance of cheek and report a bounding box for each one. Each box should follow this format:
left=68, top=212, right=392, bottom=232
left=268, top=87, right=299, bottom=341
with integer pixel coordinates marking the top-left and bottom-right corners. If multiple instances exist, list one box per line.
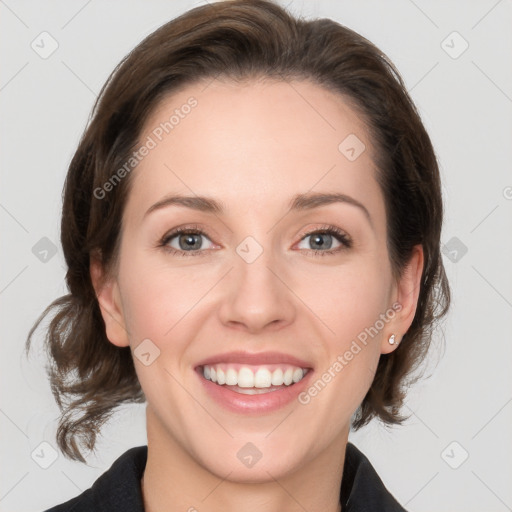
left=118, top=249, right=216, bottom=345
left=301, top=264, right=388, bottom=417
left=298, top=257, right=392, bottom=343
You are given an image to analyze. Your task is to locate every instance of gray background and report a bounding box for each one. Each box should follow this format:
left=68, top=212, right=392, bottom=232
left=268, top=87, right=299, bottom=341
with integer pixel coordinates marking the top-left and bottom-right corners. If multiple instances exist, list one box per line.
left=1, top=1, right=511, bottom=511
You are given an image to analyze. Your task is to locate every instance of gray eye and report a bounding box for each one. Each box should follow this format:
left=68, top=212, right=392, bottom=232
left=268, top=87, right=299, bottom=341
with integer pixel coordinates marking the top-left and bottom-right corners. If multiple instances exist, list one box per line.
left=167, top=232, right=214, bottom=252
left=297, top=232, right=342, bottom=251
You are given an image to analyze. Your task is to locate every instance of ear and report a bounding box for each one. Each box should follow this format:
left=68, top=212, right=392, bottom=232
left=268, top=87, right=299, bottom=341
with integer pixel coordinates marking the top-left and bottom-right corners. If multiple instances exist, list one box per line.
left=90, top=253, right=130, bottom=348
left=381, top=244, right=424, bottom=354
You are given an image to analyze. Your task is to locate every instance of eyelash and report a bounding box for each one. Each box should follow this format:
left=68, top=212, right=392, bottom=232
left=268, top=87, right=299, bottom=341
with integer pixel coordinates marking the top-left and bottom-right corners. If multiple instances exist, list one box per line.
left=158, top=223, right=352, bottom=258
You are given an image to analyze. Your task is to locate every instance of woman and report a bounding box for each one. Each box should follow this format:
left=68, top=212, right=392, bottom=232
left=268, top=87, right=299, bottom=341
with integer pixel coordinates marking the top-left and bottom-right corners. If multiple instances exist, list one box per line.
left=27, top=0, right=450, bottom=510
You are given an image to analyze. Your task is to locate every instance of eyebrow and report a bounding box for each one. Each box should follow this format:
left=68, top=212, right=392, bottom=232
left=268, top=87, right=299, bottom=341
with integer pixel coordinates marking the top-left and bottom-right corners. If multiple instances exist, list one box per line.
left=144, top=191, right=372, bottom=226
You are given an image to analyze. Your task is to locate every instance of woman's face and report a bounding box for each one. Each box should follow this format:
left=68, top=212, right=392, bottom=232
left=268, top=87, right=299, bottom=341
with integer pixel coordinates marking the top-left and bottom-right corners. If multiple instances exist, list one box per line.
left=94, top=78, right=421, bottom=481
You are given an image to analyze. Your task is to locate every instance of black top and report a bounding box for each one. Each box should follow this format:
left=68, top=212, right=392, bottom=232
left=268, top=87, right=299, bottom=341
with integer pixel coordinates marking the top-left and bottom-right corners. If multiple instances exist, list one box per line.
left=43, top=442, right=407, bottom=511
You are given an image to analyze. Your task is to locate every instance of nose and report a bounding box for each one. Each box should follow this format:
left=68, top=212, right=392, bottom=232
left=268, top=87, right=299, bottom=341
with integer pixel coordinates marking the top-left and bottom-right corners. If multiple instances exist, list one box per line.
left=217, top=244, right=296, bottom=334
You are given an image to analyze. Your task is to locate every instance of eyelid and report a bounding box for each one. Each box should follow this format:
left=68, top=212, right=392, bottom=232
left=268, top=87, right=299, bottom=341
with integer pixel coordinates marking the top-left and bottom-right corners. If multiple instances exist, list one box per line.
left=160, top=223, right=214, bottom=242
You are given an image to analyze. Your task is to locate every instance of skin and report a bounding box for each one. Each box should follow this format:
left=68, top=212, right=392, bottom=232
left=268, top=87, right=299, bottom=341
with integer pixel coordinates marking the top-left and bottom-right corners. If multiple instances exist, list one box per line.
left=91, top=78, right=423, bottom=512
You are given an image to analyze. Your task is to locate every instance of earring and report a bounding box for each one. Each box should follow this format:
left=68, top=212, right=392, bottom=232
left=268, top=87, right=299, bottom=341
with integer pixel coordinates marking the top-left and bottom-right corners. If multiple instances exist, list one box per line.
left=388, top=334, right=398, bottom=345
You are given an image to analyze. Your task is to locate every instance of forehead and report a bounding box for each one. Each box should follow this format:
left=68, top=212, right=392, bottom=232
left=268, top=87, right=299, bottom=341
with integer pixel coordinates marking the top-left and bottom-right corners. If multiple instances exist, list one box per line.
left=125, top=78, right=383, bottom=224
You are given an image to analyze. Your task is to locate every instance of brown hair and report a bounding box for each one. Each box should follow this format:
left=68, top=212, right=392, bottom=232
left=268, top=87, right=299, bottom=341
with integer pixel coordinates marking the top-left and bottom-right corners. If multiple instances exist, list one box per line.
left=25, top=0, right=450, bottom=462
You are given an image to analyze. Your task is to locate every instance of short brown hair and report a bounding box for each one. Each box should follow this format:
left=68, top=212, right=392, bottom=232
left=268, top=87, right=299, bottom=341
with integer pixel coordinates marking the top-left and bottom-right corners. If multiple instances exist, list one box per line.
left=26, top=0, right=450, bottom=462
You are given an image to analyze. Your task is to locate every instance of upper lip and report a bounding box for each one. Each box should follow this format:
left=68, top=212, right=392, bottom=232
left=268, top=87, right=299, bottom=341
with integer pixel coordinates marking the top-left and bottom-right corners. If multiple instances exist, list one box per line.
left=195, top=351, right=313, bottom=369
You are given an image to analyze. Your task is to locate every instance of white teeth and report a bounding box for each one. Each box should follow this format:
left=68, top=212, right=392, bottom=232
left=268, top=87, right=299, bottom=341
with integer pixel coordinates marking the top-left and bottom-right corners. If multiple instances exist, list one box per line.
left=226, top=368, right=238, bottom=385
left=254, top=368, right=272, bottom=388
left=231, top=387, right=282, bottom=395
left=238, top=367, right=255, bottom=388
left=216, top=367, right=226, bottom=385
left=271, top=368, right=284, bottom=386
left=201, top=364, right=307, bottom=389
left=292, top=368, right=303, bottom=383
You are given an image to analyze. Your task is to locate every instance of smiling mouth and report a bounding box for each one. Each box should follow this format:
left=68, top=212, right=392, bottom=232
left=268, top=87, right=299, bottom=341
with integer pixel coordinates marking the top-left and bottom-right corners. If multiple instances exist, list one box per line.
left=197, top=363, right=311, bottom=395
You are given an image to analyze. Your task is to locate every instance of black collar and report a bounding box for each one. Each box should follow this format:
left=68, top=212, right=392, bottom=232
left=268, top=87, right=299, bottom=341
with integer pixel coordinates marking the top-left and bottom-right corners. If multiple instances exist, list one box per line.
left=44, top=442, right=407, bottom=511
left=340, top=443, right=407, bottom=511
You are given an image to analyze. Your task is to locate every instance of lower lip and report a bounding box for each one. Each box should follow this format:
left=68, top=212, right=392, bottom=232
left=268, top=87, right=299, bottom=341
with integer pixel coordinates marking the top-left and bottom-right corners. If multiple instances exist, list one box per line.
left=195, top=367, right=314, bottom=414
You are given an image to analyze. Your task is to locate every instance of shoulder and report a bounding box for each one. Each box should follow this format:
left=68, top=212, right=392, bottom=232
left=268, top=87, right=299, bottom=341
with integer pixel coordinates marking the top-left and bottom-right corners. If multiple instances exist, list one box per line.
left=42, top=446, right=148, bottom=512
left=341, top=442, right=408, bottom=512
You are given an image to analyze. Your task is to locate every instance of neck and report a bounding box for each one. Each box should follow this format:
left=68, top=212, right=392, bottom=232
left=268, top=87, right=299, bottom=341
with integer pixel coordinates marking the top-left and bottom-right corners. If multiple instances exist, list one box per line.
left=141, top=408, right=348, bottom=512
